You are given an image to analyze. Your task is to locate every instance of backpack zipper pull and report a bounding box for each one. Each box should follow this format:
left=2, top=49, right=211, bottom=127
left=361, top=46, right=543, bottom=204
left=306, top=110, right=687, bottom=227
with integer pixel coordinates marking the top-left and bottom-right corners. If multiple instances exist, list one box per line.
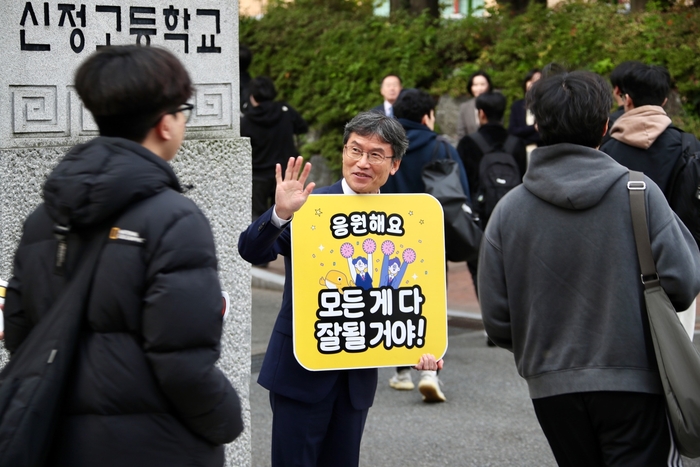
left=54, top=224, right=70, bottom=276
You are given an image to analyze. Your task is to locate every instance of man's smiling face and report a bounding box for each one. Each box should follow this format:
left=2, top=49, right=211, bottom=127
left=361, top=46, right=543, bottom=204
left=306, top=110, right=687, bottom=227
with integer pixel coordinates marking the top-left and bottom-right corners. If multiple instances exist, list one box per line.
left=342, top=132, right=400, bottom=194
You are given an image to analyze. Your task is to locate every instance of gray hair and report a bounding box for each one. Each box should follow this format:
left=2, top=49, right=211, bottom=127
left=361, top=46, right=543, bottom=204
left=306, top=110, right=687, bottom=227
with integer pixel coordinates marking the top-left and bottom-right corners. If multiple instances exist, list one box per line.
left=343, top=111, right=409, bottom=161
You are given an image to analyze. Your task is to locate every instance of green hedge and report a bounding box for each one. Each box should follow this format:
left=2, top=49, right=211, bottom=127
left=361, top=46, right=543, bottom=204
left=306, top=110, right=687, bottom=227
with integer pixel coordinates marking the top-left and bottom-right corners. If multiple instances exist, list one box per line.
left=240, top=1, right=700, bottom=169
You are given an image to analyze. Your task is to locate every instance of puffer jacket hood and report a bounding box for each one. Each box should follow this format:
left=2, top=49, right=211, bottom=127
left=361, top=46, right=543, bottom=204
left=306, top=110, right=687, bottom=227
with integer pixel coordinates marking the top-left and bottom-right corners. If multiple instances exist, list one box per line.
left=243, top=101, right=288, bottom=127
left=610, top=105, right=672, bottom=150
left=43, top=137, right=181, bottom=227
left=524, top=143, right=628, bottom=210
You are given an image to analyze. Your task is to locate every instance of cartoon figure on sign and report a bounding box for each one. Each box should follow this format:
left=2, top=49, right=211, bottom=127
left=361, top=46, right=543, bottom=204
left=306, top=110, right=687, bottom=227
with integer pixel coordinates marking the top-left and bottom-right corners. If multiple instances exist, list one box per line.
left=319, top=270, right=355, bottom=289
left=379, top=240, right=417, bottom=289
left=340, top=239, right=376, bottom=290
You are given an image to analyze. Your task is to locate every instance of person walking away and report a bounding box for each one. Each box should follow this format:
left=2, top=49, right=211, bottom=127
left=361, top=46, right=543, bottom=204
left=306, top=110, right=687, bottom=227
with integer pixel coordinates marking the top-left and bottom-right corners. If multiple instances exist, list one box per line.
left=479, top=70, right=700, bottom=466
left=241, top=76, right=308, bottom=222
left=382, top=88, right=471, bottom=402
left=600, top=63, right=700, bottom=339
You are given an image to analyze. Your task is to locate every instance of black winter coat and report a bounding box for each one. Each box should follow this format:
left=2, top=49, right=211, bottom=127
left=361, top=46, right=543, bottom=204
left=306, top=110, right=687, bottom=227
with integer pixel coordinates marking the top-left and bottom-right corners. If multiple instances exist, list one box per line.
left=4, top=137, right=243, bottom=467
left=600, top=126, right=683, bottom=197
left=240, top=101, right=308, bottom=176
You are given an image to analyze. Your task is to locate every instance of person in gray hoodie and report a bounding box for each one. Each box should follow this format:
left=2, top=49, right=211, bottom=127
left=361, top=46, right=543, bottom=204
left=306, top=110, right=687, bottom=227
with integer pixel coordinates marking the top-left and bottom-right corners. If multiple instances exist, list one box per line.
left=478, top=70, right=700, bottom=466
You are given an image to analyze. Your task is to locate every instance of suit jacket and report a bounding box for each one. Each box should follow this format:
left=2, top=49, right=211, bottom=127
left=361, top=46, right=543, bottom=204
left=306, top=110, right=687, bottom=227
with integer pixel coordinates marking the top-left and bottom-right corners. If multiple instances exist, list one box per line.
left=238, top=180, right=378, bottom=410
left=371, top=103, right=389, bottom=116
left=457, top=98, right=479, bottom=140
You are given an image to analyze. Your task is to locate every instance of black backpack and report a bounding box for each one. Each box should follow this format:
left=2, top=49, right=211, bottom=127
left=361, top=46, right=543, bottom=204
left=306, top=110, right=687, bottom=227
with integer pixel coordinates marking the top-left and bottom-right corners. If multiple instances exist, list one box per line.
left=667, top=130, right=700, bottom=249
left=421, top=138, right=483, bottom=263
left=0, top=223, right=110, bottom=466
left=468, top=132, right=521, bottom=226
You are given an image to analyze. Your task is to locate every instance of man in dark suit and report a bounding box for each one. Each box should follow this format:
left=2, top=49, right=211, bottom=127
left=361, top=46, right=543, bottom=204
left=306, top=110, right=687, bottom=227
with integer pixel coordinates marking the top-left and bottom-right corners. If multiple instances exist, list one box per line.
left=238, top=111, right=442, bottom=467
left=371, top=74, right=402, bottom=117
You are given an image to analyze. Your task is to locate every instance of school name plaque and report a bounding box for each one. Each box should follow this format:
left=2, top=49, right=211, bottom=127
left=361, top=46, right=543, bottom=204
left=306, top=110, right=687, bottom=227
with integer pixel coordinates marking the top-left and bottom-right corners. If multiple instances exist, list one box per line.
left=1, top=0, right=238, bottom=147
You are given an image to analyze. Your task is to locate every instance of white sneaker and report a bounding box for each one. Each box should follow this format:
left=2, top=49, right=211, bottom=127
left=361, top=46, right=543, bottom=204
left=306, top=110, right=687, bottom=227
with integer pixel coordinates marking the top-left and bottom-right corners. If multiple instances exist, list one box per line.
left=388, top=369, right=415, bottom=390
left=418, top=371, right=446, bottom=402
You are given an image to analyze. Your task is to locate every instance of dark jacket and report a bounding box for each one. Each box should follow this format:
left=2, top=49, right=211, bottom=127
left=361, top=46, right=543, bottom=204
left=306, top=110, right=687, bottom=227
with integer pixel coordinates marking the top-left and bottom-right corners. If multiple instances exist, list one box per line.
left=241, top=101, right=308, bottom=176
left=4, top=137, right=243, bottom=467
left=237, top=181, right=378, bottom=409
left=508, top=99, right=541, bottom=146
left=600, top=105, right=625, bottom=147
left=457, top=123, right=527, bottom=201
left=600, top=105, right=682, bottom=198
left=479, top=143, right=700, bottom=399
left=382, top=119, right=470, bottom=199
left=240, top=70, right=252, bottom=113
left=371, top=103, right=388, bottom=116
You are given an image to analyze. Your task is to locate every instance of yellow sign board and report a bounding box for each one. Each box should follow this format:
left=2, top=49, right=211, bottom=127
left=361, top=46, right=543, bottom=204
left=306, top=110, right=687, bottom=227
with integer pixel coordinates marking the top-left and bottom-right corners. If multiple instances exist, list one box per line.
left=291, top=194, right=448, bottom=371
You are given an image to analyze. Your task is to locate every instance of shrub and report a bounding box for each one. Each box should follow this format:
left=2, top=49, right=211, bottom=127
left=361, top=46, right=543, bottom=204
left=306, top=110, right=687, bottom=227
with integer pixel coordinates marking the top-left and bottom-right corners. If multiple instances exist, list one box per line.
left=241, top=1, right=700, bottom=170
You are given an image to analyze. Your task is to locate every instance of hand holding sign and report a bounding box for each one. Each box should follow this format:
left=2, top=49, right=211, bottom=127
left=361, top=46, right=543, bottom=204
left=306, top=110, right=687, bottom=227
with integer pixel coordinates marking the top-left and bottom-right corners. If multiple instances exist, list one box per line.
left=414, top=354, right=444, bottom=371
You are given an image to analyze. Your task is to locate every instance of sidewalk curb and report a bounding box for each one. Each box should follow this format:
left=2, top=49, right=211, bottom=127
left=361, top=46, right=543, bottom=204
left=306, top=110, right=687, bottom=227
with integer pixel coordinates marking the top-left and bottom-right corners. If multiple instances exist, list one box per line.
left=251, top=267, right=284, bottom=291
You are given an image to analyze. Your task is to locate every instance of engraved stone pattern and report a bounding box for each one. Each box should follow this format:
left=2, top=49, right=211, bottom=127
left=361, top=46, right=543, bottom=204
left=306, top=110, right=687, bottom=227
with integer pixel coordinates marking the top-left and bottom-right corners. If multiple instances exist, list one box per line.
left=68, top=86, right=99, bottom=134
left=11, top=85, right=68, bottom=135
left=190, top=84, right=233, bottom=129
left=1, top=1, right=240, bottom=147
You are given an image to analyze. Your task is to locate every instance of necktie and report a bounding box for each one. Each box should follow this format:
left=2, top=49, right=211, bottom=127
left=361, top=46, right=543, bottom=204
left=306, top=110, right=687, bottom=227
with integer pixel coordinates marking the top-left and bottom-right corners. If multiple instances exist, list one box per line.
left=388, top=106, right=393, bottom=118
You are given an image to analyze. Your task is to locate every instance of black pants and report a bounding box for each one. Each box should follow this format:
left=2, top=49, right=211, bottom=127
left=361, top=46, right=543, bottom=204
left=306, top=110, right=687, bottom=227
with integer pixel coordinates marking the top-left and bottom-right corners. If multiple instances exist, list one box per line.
left=269, top=373, right=369, bottom=467
left=252, top=175, right=276, bottom=221
left=532, top=391, right=680, bottom=467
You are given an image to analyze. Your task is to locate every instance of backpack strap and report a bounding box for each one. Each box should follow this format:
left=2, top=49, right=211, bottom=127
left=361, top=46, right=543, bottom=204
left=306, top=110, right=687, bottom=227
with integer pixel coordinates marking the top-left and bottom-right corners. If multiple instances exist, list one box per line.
left=667, top=128, right=700, bottom=201
left=467, top=131, right=493, bottom=156
left=430, top=137, right=449, bottom=162
left=627, top=170, right=660, bottom=289
left=681, top=132, right=699, bottom=156
left=503, top=135, right=519, bottom=155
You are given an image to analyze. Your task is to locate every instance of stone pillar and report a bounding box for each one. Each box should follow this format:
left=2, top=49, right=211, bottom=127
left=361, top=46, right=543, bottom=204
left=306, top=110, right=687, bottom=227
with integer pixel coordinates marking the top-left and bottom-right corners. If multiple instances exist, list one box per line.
left=0, top=2, right=252, bottom=465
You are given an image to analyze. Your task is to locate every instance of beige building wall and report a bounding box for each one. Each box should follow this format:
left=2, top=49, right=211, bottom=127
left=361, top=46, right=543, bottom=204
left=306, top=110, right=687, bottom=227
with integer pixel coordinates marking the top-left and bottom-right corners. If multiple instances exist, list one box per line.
left=241, top=0, right=267, bottom=17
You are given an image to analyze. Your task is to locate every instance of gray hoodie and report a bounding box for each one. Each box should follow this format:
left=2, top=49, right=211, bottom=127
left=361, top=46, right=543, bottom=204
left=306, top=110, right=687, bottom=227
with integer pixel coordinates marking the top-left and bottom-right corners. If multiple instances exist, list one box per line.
left=478, top=143, right=700, bottom=399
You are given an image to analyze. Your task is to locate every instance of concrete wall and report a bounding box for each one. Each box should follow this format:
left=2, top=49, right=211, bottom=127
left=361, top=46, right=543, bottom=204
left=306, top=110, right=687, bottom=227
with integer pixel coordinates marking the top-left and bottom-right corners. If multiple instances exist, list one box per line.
left=0, top=1, right=253, bottom=465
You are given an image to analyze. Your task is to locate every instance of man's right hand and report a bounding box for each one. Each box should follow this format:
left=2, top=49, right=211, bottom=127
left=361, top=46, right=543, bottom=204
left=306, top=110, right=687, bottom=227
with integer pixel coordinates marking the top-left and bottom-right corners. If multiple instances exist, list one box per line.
left=274, top=156, right=315, bottom=221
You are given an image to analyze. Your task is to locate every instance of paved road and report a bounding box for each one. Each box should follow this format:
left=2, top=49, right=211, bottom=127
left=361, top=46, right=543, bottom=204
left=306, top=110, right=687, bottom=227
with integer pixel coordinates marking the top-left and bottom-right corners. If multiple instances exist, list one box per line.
left=250, top=286, right=700, bottom=467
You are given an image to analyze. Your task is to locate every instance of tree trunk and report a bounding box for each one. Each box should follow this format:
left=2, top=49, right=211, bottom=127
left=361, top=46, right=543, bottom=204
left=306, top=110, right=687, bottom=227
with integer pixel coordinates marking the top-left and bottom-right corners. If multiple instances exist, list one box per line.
left=391, top=0, right=439, bottom=17
left=630, top=0, right=647, bottom=12
left=499, top=0, right=546, bottom=15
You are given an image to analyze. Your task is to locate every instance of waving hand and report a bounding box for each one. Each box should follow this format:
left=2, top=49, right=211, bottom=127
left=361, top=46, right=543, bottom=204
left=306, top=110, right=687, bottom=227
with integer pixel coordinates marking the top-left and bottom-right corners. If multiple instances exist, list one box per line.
left=274, top=156, right=315, bottom=220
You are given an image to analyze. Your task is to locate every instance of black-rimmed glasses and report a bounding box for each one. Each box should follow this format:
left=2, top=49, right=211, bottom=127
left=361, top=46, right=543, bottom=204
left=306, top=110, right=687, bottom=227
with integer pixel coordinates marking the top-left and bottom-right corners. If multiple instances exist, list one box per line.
left=343, top=145, right=392, bottom=165
left=171, top=103, right=194, bottom=123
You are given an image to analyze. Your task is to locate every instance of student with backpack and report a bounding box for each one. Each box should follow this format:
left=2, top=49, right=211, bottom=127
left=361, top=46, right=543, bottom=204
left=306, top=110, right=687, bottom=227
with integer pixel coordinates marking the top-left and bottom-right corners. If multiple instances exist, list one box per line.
left=457, top=91, right=527, bottom=229
left=2, top=46, right=244, bottom=465
left=382, top=88, right=471, bottom=402
left=600, top=63, right=700, bottom=339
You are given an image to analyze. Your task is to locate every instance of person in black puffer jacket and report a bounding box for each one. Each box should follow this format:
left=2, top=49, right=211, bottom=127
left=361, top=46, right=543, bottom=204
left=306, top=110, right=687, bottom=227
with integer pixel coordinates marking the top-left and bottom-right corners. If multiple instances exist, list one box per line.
left=3, top=45, right=243, bottom=467
left=241, top=76, right=308, bottom=221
